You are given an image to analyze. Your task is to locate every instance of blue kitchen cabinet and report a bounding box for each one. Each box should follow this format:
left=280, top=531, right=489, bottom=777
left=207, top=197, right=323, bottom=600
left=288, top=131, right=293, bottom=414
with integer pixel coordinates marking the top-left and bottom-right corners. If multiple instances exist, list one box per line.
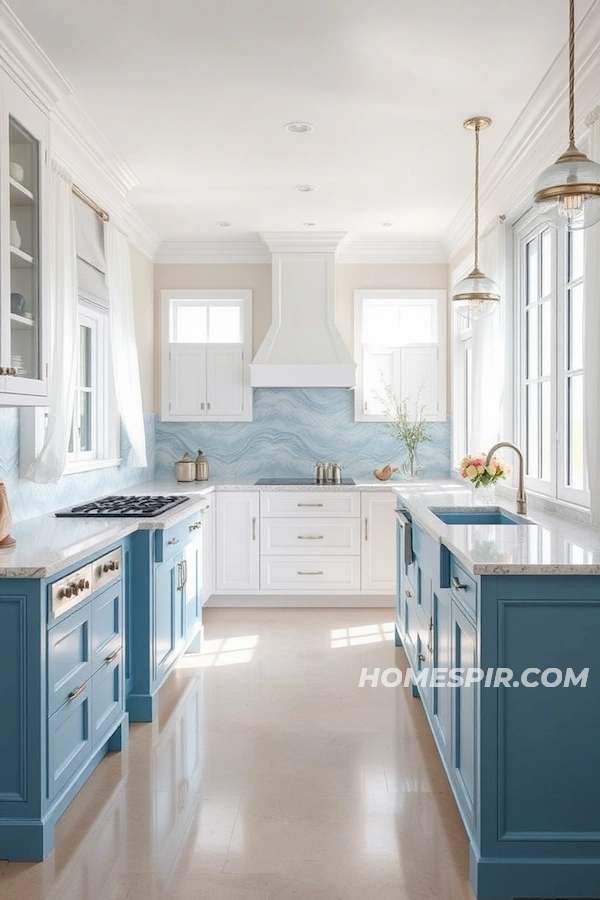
left=395, top=512, right=600, bottom=898
left=0, top=541, right=128, bottom=861
left=127, top=510, right=204, bottom=723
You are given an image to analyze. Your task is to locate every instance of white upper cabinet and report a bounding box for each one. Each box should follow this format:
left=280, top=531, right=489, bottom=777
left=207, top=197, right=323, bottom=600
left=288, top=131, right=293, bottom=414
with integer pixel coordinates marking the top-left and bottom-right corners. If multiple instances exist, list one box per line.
left=0, top=76, right=49, bottom=405
left=160, top=289, right=252, bottom=421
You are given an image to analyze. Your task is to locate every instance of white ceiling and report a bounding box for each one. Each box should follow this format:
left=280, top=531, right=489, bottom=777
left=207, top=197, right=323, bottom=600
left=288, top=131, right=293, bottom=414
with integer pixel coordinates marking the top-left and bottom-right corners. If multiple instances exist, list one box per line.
left=8, top=0, right=595, bottom=244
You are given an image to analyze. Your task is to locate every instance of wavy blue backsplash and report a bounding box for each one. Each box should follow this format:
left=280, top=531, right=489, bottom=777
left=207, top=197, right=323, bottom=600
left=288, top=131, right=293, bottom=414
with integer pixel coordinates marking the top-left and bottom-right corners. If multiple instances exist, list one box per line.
left=0, top=409, right=156, bottom=523
left=156, top=388, right=451, bottom=481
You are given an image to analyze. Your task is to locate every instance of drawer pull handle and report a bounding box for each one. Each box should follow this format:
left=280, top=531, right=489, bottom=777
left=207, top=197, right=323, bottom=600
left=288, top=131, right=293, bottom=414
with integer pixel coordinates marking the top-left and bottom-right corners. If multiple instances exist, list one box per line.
left=67, top=684, right=86, bottom=702
left=452, top=576, right=467, bottom=591
left=297, top=503, right=324, bottom=507
left=252, top=516, right=257, bottom=541
left=167, top=537, right=180, bottom=545
left=105, top=649, right=119, bottom=665
left=189, top=521, right=202, bottom=531
left=365, top=517, right=369, bottom=541
left=297, top=535, right=324, bottom=540
left=405, top=589, right=412, bottom=598
left=418, top=653, right=427, bottom=662
left=297, top=570, right=324, bottom=576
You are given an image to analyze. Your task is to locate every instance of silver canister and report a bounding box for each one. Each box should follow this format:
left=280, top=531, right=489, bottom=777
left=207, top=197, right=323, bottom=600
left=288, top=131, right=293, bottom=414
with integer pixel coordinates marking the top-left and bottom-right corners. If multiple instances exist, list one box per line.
left=174, top=452, right=196, bottom=482
left=314, top=462, right=326, bottom=483
left=326, top=463, right=342, bottom=484
left=195, top=449, right=209, bottom=481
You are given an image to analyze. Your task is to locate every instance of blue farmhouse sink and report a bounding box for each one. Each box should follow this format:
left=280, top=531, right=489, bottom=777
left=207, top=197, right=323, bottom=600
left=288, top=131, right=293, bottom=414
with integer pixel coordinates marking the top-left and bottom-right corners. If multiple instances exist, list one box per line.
left=429, top=507, right=532, bottom=526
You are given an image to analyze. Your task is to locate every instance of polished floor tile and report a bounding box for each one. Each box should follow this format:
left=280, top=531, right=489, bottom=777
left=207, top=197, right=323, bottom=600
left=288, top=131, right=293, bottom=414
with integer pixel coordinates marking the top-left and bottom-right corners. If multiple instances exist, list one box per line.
left=0, top=608, right=474, bottom=900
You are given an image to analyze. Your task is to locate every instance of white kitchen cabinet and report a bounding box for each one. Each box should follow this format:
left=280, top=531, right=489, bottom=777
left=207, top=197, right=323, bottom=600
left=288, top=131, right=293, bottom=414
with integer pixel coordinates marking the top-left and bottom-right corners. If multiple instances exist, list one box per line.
left=0, top=77, right=50, bottom=405
left=216, top=491, right=260, bottom=592
left=360, top=490, right=398, bottom=593
left=201, top=495, right=215, bottom=603
left=167, top=344, right=245, bottom=419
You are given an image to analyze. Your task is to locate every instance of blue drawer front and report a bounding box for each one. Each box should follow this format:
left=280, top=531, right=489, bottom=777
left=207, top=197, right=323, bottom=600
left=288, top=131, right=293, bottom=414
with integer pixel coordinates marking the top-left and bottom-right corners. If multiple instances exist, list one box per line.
left=154, top=511, right=203, bottom=563
left=47, top=684, right=91, bottom=800
left=91, top=584, right=122, bottom=675
left=91, top=653, right=123, bottom=748
left=47, top=605, right=92, bottom=717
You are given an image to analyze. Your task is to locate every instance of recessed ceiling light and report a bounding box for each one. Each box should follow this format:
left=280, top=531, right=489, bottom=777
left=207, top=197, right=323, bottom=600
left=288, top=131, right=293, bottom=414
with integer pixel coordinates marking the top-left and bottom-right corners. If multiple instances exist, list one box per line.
left=216, top=221, right=231, bottom=227
left=294, top=184, right=315, bottom=193
left=380, top=221, right=393, bottom=227
left=302, top=222, right=316, bottom=227
left=285, top=122, right=314, bottom=134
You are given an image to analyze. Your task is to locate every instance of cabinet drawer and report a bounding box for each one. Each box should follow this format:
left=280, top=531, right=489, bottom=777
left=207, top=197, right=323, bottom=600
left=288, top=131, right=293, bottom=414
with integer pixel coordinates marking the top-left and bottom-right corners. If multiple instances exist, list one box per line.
left=261, top=556, right=361, bottom=591
left=154, top=511, right=203, bottom=563
left=260, top=491, right=360, bottom=518
left=449, top=558, right=478, bottom=621
left=91, top=651, right=123, bottom=748
left=47, top=605, right=92, bottom=717
left=91, top=584, right=123, bottom=675
left=47, top=682, right=92, bottom=800
left=261, top=518, right=361, bottom=555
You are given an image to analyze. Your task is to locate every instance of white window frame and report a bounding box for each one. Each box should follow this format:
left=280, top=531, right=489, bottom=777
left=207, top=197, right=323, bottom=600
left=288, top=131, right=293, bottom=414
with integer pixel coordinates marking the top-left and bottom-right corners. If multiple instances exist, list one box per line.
left=20, top=299, right=120, bottom=476
left=514, top=209, right=589, bottom=508
left=160, top=289, right=253, bottom=422
left=353, top=289, right=447, bottom=423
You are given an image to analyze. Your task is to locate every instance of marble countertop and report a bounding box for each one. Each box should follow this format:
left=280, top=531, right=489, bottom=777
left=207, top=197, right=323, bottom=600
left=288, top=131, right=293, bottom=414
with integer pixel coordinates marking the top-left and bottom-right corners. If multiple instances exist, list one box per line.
left=396, top=480, right=600, bottom=575
left=0, top=478, right=397, bottom=578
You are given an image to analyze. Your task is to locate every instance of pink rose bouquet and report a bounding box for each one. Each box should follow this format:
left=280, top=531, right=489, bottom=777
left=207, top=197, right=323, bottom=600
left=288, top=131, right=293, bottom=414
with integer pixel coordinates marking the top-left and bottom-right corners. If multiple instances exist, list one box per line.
left=460, top=454, right=510, bottom=488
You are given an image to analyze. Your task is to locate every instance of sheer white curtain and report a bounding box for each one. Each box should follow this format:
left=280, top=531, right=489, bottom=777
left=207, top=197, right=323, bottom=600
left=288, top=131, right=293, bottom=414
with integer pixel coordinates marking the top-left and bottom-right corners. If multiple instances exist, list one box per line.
left=470, top=221, right=506, bottom=454
left=584, top=111, right=600, bottom=522
left=104, top=222, right=147, bottom=468
left=27, top=163, right=78, bottom=483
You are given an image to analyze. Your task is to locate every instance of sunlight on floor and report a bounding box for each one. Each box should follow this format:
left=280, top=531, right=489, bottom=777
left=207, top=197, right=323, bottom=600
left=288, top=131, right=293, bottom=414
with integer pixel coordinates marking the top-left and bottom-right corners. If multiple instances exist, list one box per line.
left=330, top=622, right=395, bottom=648
left=176, top=634, right=259, bottom=668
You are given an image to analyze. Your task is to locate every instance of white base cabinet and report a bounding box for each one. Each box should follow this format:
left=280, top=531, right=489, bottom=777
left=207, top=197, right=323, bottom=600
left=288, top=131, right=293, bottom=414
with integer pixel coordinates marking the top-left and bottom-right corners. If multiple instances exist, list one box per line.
left=215, top=491, right=260, bottom=592
left=361, top=491, right=399, bottom=593
left=201, top=495, right=215, bottom=603
left=215, top=488, right=397, bottom=599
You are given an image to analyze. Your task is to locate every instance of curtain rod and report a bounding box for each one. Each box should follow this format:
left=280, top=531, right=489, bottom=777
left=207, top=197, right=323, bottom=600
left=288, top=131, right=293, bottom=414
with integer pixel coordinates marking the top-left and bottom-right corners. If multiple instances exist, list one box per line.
left=72, top=184, right=110, bottom=222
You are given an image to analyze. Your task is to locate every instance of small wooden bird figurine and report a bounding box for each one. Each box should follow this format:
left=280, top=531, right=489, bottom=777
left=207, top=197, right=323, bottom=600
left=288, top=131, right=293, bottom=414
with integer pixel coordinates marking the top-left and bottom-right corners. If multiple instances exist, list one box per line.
left=373, top=465, right=398, bottom=481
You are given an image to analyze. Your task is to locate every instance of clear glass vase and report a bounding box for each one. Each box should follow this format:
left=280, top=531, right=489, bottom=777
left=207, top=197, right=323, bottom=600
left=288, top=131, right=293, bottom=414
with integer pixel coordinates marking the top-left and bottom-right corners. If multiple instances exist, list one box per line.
left=472, top=482, right=496, bottom=506
left=401, top=447, right=424, bottom=481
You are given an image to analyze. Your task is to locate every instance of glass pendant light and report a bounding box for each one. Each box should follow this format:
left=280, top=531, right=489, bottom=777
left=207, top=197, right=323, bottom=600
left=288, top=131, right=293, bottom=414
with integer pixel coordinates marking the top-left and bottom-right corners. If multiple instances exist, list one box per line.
left=534, top=0, right=600, bottom=230
left=452, top=116, right=500, bottom=322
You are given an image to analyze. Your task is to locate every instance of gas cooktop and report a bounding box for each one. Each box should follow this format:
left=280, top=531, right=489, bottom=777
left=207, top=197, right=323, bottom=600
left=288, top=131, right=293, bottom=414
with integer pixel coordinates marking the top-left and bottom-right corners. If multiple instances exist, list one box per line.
left=55, top=495, right=190, bottom=518
left=255, top=477, right=355, bottom=485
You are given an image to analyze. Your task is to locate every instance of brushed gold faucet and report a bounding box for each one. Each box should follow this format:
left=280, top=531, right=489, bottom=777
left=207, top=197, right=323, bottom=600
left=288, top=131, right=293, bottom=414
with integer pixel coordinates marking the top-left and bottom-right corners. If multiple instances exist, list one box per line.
left=485, top=441, right=527, bottom=516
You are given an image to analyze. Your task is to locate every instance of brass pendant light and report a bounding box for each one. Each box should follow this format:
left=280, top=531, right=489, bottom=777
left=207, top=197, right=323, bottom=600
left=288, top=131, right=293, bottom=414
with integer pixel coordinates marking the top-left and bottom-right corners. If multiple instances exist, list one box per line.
left=452, top=116, right=500, bottom=322
left=534, top=0, right=600, bottom=230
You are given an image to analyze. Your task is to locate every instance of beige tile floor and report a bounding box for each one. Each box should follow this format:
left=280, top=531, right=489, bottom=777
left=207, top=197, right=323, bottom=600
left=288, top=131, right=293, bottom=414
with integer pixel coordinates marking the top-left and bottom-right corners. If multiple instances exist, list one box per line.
left=0, top=608, right=474, bottom=900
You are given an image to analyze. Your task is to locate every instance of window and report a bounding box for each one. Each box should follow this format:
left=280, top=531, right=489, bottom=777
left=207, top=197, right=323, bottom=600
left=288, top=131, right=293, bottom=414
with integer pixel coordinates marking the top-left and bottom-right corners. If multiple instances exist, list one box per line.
left=515, top=212, right=588, bottom=506
left=452, top=310, right=473, bottom=466
left=66, top=302, right=119, bottom=470
left=354, top=290, right=447, bottom=422
left=161, top=289, right=253, bottom=422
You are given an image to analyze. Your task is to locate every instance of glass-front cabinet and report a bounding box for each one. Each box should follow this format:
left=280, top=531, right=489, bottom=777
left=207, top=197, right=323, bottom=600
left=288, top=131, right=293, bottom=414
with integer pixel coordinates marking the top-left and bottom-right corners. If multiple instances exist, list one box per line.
left=0, top=78, right=49, bottom=403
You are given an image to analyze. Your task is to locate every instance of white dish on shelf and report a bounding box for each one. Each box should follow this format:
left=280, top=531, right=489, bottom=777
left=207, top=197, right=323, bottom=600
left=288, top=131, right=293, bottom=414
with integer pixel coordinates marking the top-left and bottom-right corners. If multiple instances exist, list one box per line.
left=9, top=162, right=24, bottom=183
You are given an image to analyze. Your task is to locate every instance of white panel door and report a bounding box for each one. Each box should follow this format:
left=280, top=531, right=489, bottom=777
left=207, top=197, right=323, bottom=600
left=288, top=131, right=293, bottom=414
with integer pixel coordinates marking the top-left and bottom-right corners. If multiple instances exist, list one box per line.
left=206, top=345, right=244, bottom=417
left=216, top=491, right=260, bottom=592
left=400, top=345, right=438, bottom=417
left=361, top=491, right=397, bottom=593
left=169, top=345, right=206, bottom=417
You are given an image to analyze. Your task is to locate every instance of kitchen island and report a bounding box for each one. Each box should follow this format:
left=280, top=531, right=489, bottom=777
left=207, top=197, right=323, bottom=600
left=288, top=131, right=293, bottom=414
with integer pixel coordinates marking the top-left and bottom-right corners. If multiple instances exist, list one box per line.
left=394, top=481, right=600, bottom=900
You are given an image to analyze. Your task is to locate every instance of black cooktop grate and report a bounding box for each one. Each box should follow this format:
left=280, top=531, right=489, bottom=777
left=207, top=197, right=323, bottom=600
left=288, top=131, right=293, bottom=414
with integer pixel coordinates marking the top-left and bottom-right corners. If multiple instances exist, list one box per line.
left=55, top=495, right=189, bottom=518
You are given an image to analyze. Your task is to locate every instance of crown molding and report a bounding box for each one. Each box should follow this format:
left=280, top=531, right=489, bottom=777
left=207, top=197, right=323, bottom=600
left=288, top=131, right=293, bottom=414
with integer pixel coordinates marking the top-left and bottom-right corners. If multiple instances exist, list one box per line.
left=444, top=0, right=600, bottom=260
left=120, top=204, right=161, bottom=260
left=0, top=1, right=72, bottom=110
left=337, top=238, right=447, bottom=264
left=156, top=238, right=272, bottom=264
left=260, top=231, right=347, bottom=253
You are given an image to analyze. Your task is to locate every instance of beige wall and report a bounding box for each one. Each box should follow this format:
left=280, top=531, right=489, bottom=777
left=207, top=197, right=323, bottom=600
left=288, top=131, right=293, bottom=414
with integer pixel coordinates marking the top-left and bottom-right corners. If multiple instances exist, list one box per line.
left=152, top=260, right=450, bottom=414
left=129, top=244, right=156, bottom=413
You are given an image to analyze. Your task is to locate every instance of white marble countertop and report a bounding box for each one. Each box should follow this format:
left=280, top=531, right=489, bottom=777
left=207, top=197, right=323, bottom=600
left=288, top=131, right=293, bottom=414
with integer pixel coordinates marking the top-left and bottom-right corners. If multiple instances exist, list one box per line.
left=0, top=478, right=397, bottom=578
left=396, top=480, right=600, bottom=575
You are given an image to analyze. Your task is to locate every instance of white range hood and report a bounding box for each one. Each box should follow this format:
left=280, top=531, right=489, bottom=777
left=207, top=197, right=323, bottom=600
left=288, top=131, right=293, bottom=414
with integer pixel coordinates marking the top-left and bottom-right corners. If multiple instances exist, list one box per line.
left=250, top=233, right=356, bottom=388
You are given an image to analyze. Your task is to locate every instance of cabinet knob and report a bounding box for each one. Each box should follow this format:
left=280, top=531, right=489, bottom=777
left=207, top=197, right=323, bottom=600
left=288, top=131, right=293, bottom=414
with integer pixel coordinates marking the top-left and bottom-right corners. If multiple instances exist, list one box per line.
left=109, top=561, right=116, bottom=571
left=405, top=589, right=412, bottom=598
left=418, top=653, right=427, bottom=662
left=167, top=537, right=179, bottom=545
left=103, top=563, right=109, bottom=573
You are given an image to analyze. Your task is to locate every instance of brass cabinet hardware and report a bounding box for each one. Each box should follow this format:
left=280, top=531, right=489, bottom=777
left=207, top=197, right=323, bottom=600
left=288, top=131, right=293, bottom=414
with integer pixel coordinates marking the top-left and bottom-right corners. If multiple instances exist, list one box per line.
left=105, top=649, right=119, bottom=665
left=67, top=683, right=86, bottom=701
